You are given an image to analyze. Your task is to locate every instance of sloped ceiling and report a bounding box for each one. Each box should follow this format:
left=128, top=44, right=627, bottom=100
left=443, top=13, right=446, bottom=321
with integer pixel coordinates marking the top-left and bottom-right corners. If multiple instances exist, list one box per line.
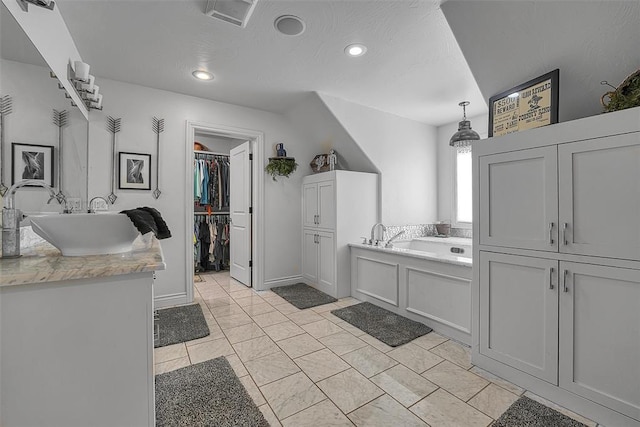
left=441, top=0, right=640, bottom=123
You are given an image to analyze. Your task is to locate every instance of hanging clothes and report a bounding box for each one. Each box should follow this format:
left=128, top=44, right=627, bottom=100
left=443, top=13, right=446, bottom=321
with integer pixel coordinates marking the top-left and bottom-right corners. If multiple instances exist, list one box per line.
left=193, top=153, right=230, bottom=212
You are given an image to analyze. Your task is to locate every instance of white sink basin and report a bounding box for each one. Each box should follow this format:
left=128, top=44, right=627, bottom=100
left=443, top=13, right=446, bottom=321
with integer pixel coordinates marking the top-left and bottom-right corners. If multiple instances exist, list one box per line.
left=29, top=213, right=140, bottom=256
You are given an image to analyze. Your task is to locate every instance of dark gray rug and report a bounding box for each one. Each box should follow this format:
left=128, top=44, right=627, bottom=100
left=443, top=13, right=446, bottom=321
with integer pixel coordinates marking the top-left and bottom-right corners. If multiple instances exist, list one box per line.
left=271, top=282, right=337, bottom=309
left=156, top=357, right=269, bottom=427
left=154, top=304, right=210, bottom=348
left=493, top=396, right=588, bottom=427
left=331, top=302, right=432, bottom=347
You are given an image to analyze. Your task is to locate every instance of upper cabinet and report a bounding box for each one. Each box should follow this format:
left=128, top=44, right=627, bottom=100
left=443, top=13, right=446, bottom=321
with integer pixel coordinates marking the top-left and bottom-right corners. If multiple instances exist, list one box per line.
left=303, top=179, right=336, bottom=230
left=479, top=130, right=640, bottom=261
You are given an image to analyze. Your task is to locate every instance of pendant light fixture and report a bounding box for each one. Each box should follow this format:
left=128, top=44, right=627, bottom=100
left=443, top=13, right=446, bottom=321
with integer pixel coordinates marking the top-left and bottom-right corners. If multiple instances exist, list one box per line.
left=449, top=101, right=480, bottom=150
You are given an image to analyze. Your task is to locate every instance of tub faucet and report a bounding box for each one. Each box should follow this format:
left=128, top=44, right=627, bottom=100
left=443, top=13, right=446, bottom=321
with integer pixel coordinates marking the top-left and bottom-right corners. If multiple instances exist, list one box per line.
left=385, top=230, right=406, bottom=248
left=2, top=180, right=58, bottom=258
left=88, top=196, right=109, bottom=213
left=370, top=223, right=386, bottom=246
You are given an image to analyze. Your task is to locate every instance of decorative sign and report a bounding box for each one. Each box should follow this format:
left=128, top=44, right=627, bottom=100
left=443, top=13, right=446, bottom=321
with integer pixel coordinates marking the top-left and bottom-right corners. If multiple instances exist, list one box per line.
left=489, top=69, right=559, bottom=137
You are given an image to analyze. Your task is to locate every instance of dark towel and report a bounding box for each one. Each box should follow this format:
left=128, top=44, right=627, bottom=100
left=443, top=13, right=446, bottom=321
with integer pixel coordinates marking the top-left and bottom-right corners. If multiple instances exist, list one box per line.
left=120, top=207, right=172, bottom=239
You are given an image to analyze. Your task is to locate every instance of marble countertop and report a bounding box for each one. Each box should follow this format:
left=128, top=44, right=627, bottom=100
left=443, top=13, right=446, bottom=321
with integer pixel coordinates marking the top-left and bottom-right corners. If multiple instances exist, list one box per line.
left=349, top=242, right=472, bottom=267
left=0, top=234, right=166, bottom=287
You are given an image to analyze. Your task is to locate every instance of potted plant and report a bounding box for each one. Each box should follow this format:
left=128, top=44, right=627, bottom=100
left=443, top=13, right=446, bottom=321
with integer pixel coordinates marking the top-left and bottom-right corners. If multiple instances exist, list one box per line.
left=265, top=157, right=298, bottom=181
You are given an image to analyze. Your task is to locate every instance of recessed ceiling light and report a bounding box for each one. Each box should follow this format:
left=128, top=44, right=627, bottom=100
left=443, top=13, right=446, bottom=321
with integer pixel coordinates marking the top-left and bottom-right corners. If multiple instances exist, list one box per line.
left=345, top=43, right=367, bottom=57
left=192, top=70, right=214, bottom=81
left=274, top=15, right=305, bottom=36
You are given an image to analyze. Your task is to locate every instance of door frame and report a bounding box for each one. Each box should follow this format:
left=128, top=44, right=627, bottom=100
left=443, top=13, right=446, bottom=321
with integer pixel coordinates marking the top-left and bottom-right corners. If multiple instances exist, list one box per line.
left=185, top=120, right=265, bottom=301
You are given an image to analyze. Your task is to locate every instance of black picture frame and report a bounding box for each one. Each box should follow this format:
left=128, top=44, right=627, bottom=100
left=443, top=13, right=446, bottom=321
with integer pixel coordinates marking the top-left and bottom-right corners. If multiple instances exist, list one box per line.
left=118, top=152, right=151, bottom=190
left=488, top=69, right=559, bottom=137
left=11, top=143, right=54, bottom=186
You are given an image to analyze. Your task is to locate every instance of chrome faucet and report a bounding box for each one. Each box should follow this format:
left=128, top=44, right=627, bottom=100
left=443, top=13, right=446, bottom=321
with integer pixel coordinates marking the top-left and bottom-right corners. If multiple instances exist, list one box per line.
left=2, top=180, right=58, bottom=258
left=370, top=223, right=386, bottom=246
left=385, top=230, right=406, bottom=248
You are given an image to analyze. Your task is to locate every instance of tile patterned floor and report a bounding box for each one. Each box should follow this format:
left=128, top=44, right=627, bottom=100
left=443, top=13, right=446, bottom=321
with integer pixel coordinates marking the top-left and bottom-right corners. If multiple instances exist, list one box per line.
left=155, top=271, right=600, bottom=427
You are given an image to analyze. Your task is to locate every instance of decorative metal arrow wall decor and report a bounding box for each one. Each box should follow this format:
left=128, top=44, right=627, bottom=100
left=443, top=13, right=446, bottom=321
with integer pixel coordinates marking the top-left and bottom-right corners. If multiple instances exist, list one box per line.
left=0, top=95, right=13, bottom=196
left=152, top=116, right=164, bottom=199
left=106, top=116, right=122, bottom=204
left=52, top=109, right=69, bottom=204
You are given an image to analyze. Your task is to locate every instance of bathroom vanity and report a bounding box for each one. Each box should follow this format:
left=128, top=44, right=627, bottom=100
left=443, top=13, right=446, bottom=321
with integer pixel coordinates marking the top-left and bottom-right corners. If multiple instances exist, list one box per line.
left=0, top=235, right=165, bottom=427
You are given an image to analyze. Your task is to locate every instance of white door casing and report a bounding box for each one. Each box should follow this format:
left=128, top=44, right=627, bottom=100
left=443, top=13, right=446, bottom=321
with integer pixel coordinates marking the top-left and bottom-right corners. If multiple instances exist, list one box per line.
left=230, top=141, right=251, bottom=286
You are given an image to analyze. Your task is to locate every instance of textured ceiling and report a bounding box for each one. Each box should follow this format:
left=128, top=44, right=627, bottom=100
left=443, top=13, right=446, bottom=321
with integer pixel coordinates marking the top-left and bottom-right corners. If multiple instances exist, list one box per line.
left=442, top=0, right=640, bottom=123
left=2, top=0, right=486, bottom=126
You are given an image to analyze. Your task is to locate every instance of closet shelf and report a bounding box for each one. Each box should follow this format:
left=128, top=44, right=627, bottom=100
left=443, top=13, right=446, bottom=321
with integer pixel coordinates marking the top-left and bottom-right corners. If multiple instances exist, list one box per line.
left=194, top=149, right=229, bottom=156
left=194, top=211, right=229, bottom=215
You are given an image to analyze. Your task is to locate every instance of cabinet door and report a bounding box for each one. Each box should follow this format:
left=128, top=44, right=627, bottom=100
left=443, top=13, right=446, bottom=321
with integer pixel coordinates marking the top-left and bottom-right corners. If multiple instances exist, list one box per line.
left=479, top=147, right=558, bottom=251
left=559, top=262, right=640, bottom=420
left=303, top=183, right=319, bottom=229
left=317, top=180, right=336, bottom=230
left=317, top=231, right=336, bottom=296
left=558, top=133, right=640, bottom=260
left=302, top=229, right=318, bottom=283
left=479, top=252, right=558, bottom=384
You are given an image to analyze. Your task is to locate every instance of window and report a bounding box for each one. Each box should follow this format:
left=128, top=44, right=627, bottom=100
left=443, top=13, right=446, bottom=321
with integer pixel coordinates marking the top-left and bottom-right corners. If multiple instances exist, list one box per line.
left=453, top=146, right=472, bottom=226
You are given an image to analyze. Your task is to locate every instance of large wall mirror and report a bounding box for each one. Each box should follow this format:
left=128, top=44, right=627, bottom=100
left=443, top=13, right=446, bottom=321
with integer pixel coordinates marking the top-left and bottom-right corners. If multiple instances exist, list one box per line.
left=1, top=3, right=88, bottom=213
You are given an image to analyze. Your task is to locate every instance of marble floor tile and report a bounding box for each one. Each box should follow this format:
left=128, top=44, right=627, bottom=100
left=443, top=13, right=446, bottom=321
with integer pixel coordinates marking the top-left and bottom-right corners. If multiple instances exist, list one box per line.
left=370, top=364, right=438, bottom=407
left=224, top=353, right=249, bottom=377
left=242, top=302, right=276, bottom=317
left=262, top=320, right=305, bottom=342
left=410, top=389, right=492, bottom=427
left=387, top=343, right=444, bottom=373
left=294, top=349, right=351, bottom=382
left=185, top=326, right=224, bottom=346
left=359, top=334, right=394, bottom=352
left=287, top=310, right=325, bottom=326
left=215, top=312, right=253, bottom=330
left=239, top=374, right=267, bottom=406
left=430, top=340, right=473, bottom=370
left=319, top=332, right=367, bottom=356
left=244, top=351, right=301, bottom=387
left=411, top=332, right=448, bottom=350
left=154, top=343, right=187, bottom=364
left=282, top=400, right=354, bottom=427
left=316, top=368, right=384, bottom=414
left=349, top=394, right=427, bottom=427
left=523, top=392, right=598, bottom=427
left=273, top=303, right=301, bottom=315
left=233, top=294, right=266, bottom=307
left=311, top=302, right=341, bottom=313
left=341, top=346, right=398, bottom=378
left=223, top=322, right=265, bottom=344
left=252, top=310, right=289, bottom=328
left=320, top=311, right=344, bottom=323
left=260, top=372, right=326, bottom=420
left=422, top=360, right=489, bottom=401
left=187, top=337, right=235, bottom=364
left=301, top=319, right=345, bottom=339
left=277, top=333, right=325, bottom=359
left=258, top=404, right=282, bottom=427
left=334, top=297, right=361, bottom=307
left=154, top=356, right=190, bottom=375
left=469, top=366, right=525, bottom=396
left=230, top=288, right=255, bottom=299
left=204, top=295, right=235, bottom=308
left=261, top=294, right=288, bottom=306
left=334, top=321, right=366, bottom=337
left=233, top=335, right=281, bottom=362
left=468, top=383, right=520, bottom=419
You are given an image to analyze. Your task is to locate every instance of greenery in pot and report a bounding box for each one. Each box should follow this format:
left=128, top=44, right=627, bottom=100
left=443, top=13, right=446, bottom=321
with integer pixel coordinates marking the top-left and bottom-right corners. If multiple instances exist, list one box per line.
left=265, top=157, right=298, bottom=181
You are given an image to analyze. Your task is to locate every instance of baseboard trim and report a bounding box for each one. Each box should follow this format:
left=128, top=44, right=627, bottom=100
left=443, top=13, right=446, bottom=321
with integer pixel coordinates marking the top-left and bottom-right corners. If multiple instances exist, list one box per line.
left=262, top=275, right=303, bottom=290
left=154, top=292, right=188, bottom=309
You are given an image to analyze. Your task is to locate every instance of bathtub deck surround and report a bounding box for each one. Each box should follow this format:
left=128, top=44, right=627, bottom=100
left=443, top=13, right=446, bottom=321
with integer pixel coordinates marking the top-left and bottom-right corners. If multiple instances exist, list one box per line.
left=0, top=235, right=165, bottom=426
left=350, top=237, right=472, bottom=345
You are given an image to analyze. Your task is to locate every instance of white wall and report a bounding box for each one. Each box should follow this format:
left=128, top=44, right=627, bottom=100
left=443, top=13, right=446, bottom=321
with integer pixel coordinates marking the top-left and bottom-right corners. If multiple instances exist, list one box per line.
left=87, top=77, right=314, bottom=305
left=436, top=112, right=487, bottom=223
left=0, top=59, right=87, bottom=214
left=319, top=94, right=438, bottom=225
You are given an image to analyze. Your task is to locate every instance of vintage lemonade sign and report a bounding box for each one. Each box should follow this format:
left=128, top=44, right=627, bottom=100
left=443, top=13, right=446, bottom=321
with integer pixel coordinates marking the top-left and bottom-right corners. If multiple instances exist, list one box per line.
left=492, top=78, right=553, bottom=137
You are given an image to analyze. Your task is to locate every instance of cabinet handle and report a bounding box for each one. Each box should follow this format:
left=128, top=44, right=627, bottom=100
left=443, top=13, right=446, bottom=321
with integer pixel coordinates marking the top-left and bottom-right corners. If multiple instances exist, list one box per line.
left=548, top=222, right=554, bottom=245
left=317, top=215, right=320, bottom=225
left=563, top=269, right=569, bottom=293
left=549, top=267, right=554, bottom=290
left=562, top=223, right=568, bottom=246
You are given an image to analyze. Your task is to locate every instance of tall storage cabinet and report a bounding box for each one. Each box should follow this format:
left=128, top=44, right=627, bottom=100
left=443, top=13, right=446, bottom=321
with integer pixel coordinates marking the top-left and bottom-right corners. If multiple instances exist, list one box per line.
left=473, top=106, right=640, bottom=427
left=302, top=171, right=377, bottom=298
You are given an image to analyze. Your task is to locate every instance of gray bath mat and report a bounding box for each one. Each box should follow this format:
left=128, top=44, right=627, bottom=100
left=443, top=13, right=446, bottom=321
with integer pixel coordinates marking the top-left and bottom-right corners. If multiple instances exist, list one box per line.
left=493, top=396, right=588, bottom=427
left=154, top=304, right=210, bottom=348
left=331, top=302, right=431, bottom=347
left=271, top=283, right=337, bottom=309
left=155, top=357, right=269, bottom=427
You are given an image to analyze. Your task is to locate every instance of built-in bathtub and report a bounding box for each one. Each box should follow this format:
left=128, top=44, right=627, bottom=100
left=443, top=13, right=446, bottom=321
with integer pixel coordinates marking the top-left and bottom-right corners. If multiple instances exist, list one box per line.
left=349, top=236, right=472, bottom=344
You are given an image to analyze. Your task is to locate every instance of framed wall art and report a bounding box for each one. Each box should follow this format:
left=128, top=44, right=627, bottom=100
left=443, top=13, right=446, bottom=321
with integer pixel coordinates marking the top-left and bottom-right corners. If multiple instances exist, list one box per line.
left=119, top=152, right=151, bottom=190
left=11, top=143, right=54, bottom=186
left=488, top=69, right=559, bottom=137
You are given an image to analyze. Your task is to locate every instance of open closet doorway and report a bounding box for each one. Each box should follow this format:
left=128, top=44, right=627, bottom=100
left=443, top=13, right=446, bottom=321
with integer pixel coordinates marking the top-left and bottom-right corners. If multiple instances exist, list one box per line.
left=185, top=121, right=265, bottom=303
